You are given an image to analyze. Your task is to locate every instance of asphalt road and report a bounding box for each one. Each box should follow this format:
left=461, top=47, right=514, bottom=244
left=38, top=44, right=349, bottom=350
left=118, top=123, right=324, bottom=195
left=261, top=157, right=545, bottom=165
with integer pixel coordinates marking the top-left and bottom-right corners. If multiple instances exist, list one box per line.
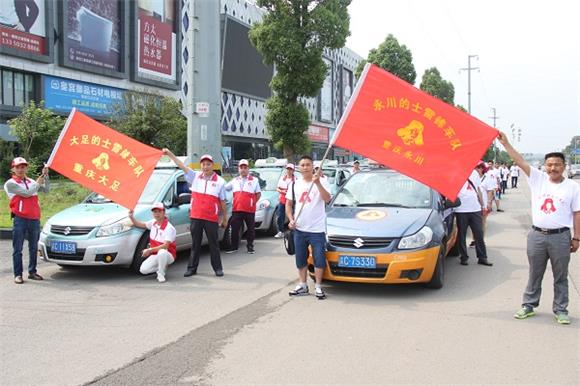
left=1, top=177, right=579, bottom=385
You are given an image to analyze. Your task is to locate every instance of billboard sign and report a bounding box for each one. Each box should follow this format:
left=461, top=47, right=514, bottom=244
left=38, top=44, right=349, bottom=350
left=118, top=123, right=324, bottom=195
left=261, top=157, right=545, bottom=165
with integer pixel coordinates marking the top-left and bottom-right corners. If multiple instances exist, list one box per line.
left=134, top=0, right=178, bottom=87
left=319, top=57, right=333, bottom=123
left=62, top=0, right=124, bottom=74
left=43, top=75, right=124, bottom=118
left=341, top=66, right=353, bottom=116
left=0, top=0, right=51, bottom=60
left=308, top=125, right=330, bottom=143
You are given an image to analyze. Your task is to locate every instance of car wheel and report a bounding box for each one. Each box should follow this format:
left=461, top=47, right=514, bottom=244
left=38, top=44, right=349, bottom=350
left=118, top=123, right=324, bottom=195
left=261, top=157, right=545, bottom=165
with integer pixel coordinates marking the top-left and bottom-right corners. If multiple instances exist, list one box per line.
left=267, top=211, right=278, bottom=236
left=220, top=222, right=244, bottom=250
left=130, top=231, right=150, bottom=273
left=424, top=244, right=445, bottom=289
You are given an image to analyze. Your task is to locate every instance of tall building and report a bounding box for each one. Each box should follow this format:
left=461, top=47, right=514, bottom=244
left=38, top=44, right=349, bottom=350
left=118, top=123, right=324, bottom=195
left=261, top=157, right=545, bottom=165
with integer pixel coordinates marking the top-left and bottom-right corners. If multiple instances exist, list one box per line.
left=1, top=0, right=361, bottom=165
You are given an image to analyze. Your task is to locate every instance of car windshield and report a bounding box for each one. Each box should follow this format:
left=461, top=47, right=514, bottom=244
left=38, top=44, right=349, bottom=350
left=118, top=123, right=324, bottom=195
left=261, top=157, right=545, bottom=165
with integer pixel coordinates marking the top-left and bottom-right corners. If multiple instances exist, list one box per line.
left=322, top=168, right=337, bottom=184
left=249, top=169, right=281, bottom=191
left=84, top=169, right=175, bottom=205
left=332, top=172, right=432, bottom=208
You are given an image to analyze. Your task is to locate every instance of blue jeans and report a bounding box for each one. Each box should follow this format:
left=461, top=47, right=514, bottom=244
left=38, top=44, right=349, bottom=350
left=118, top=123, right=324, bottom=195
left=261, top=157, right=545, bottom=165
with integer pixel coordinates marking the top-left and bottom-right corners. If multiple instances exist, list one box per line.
left=294, top=230, right=327, bottom=269
left=276, top=203, right=286, bottom=232
left=12, top=216, right=40, bottom=277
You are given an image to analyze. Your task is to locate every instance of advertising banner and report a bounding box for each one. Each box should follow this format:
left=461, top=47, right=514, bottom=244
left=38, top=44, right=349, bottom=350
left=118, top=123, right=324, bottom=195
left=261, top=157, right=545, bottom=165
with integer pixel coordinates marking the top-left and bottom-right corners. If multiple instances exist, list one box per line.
left=308, top=125, right=330, bottom=143
left=341, top=67, right=353, bottom=116
left=319, top=57, right=333, bottom=123
left=47, top=109, right=163, bottom=210
left=43, top=75, right=124, bottom=117
left=136, top=0, right=177, bottom=83
left=64, top=0, right=122, bottom=72
left=0, top=0, right=46, bottom=55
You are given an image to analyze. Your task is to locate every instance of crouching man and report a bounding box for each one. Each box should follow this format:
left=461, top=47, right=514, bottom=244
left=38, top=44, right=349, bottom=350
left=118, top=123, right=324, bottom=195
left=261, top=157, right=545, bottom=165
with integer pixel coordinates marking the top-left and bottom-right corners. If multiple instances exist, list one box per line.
left=128, top=203, right=176, bottom=283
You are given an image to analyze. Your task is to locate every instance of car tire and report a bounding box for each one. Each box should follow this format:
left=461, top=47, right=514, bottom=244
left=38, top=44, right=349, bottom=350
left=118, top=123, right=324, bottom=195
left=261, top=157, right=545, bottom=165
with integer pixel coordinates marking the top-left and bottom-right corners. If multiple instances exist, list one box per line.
left=130, top=231, right=150, bottom=273
left=267, top=211, right=278, bottom=236
left=424, top=244, right=445, bottom=289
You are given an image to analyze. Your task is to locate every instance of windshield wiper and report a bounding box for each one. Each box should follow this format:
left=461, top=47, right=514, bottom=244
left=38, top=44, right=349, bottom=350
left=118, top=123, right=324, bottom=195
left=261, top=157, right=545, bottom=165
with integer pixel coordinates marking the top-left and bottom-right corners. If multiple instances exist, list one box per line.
left=333, top=203, right=356, bottom=207
left=357, top=202, right=410, bottom=208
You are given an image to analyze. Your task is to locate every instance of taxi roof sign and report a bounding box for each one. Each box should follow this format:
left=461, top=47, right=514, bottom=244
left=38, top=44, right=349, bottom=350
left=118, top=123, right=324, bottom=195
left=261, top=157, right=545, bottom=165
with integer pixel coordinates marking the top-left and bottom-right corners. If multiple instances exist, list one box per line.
left=255, top=157, right=288, bottom=168
left=156, top=155, right=189, bottom=169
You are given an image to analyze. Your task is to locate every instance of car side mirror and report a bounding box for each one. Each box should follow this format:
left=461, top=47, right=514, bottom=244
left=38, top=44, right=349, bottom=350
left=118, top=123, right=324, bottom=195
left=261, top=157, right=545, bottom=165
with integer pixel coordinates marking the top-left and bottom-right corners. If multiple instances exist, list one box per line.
left=177, top=193, right=191, bottom=205
left=444, top=198, right=461, bottom=209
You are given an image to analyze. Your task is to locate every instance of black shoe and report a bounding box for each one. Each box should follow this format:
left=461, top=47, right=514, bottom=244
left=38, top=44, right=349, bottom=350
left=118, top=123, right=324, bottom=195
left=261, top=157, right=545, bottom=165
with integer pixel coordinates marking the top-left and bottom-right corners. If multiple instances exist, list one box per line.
left=478, top=259, right=493, bottom=266
left=215, top=270, right=224, bottom=277
left=225, top=248, right=238, bottom=254
left=497, top=209, right=504, bottom=212
left=460, top=260, right=468, bottom=266
left=247, top=246, right=255, bottom=254
left=184, top=269, right=197, bottom=277
left=469, top=241, right=475, bottom=248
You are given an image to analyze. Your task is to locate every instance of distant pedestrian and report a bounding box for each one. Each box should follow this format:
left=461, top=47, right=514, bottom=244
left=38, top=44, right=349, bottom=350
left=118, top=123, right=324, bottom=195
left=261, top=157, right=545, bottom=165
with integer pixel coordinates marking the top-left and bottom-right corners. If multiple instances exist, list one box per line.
left=163, top=149, right=228, bottom=277
left=274, top=163, right=296, bottom=238
left=224, top=159, right=261, bottom=254
left=352, top=160, right=361, bottom=174
left=486, top=161, right=504, bottom=212
left=128, top=203, right=176, bottom=283
left=510, top=163, right=520, bottom=188
left=455, top=165, right=493, bottom=267
left=286, top=155, right=331, bottom=300
left=499, top=132, right=580, bottom=325
left=500, top=163, right=510, bottom=194
left=4, top=157, right=49, bottom=284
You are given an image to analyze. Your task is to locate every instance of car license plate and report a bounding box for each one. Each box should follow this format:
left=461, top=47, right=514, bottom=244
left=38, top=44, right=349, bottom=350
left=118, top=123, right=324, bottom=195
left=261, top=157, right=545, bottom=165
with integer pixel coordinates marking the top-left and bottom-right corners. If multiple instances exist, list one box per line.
left=51, top=241, right=77, bottom=255
left=338, top=255, right=376, bottom=268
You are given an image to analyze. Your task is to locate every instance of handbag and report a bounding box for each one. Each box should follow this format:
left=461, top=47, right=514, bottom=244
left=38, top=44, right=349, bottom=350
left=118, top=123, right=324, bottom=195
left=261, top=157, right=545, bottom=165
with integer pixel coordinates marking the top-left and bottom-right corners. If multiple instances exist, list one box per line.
left=284, top=181, right=297, bottom=255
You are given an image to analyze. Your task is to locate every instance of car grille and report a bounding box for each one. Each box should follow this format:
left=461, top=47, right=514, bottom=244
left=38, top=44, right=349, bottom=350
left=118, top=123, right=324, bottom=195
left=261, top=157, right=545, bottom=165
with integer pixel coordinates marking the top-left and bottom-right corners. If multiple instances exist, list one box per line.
left=46, top=248, right=86, bottom=261
left=328, top=235, right=395, bottom=249
left=51, top=225, right=95, bottom=236
left=329, top=262, right=388, bottom=278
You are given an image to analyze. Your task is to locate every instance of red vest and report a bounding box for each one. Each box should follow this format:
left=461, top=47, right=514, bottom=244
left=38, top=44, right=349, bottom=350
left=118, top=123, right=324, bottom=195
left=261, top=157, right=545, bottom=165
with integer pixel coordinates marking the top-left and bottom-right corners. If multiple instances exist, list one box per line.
left=8, top=177, right=41, bottom=220
left=149, top=218, right=177, bottom=259
left=189, top=172, right=225, bottom=222
left=278, top=175, right=295, bottom=204
left=232, top=175, right=258, bottom=213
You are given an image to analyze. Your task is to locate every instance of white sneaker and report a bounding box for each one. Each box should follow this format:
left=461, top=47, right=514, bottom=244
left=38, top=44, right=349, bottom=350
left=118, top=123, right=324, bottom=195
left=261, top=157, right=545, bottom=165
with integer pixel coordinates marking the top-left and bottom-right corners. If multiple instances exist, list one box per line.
left=274, top=231, right=284, bottom=239
left=157, top=273, right=166, bottom=283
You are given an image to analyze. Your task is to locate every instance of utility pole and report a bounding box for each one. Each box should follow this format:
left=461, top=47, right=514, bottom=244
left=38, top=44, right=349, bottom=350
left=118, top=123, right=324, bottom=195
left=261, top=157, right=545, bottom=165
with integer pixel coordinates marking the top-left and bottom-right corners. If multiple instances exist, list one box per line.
left=489, top=107, right=499, bottom=128
left=489, top=107, right=500, bottom=162
left=459, top=54, right=479, bottom=113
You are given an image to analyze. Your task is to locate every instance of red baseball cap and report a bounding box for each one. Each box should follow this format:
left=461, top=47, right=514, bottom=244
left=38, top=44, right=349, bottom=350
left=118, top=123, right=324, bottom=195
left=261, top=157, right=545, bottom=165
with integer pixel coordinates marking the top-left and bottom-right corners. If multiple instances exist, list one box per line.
left=11, top=157, right=28, bottom=167
left=200, top=154, right=214, bottom=163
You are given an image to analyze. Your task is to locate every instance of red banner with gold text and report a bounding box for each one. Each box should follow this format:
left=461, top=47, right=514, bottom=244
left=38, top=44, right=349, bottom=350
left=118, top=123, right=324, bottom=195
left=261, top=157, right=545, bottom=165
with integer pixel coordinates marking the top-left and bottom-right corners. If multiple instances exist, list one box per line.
left=332, top=64, right=498, bottom=200
left=47, top=109, right=163, bottom=209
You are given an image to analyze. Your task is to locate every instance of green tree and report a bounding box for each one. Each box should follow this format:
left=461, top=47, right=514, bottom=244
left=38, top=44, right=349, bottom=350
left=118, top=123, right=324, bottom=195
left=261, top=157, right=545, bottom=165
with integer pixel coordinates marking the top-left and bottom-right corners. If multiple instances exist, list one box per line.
left=419, top=67, right=455, bottom=105
left=355, top=34, right=416, bottom=84
left=250, top=0, right=351, bottom=159
left=562, top=135, right=580, bottom=164
left=108, top=92, right=187, bottom=155
left=8, top=100, right=65, bottom=174
left=455, top=104, right=467, bottom=113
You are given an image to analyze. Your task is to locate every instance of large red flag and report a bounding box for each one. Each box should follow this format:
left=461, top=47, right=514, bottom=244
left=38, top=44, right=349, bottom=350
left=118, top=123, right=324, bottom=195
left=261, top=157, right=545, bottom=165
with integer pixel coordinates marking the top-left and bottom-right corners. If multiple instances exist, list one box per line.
left=332, top=64, right=498, bottom=200
left=47, top=109, right=163, bottom=209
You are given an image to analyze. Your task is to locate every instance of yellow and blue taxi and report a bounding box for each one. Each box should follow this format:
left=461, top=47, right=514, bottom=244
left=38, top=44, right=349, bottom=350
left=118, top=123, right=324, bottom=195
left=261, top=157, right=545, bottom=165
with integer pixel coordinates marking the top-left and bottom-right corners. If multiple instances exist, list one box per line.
left=308, top=168, right=459, bottom=288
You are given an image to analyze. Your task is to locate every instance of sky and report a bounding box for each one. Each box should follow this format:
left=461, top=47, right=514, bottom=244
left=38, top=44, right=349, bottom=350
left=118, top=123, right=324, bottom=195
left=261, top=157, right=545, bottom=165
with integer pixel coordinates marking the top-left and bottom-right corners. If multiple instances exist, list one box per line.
left=345, top=0, right=580, bottom=155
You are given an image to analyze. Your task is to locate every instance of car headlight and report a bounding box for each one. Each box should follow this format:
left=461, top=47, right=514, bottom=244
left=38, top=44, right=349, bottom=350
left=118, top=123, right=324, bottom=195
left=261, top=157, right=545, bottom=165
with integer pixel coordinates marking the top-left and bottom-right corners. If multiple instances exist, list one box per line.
left=42, top=222, right=51, bottom=234
left=398, top=226, right=433, bottom=249
left=96, top=217, right=133, bottom=237
left=257, top=199, right=271, bottom=210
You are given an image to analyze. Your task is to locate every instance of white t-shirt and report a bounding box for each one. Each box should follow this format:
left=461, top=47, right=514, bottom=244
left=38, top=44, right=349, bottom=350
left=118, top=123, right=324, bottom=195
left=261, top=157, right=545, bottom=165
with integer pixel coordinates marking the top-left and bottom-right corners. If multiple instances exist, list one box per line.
left=479, top=173, right=496, bottom=207
left=485, top=169, right=499, bottom=189
left=455, top=170, right=482, bottom=213
left=500, top=167, right=510, bottom=181
left=528, top=167, right=580, bottom=229
left=145, top=219, right=177, bottom=244
left=510, top=165, right=520, bottom=177
left=286, top=178, right=331, bottom=233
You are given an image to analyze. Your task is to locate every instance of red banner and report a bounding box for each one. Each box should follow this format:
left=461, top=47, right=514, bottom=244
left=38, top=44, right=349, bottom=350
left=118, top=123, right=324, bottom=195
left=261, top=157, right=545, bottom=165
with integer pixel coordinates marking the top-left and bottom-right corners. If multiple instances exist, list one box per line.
left=0, top=26, right=45, bottom=54
left=47, top=109, right=163, bottom=209
left=332, top=64, right=498, bottom=200
left=138, top=11, right=173, bottom=76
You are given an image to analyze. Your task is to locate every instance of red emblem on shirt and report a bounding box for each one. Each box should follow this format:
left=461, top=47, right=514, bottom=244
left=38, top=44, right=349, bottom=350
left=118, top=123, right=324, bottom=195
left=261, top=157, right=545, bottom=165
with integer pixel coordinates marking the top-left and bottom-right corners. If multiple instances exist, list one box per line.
left=540, top=198, right=556, bottom=214
left=299, top=191, right=312, bottom=203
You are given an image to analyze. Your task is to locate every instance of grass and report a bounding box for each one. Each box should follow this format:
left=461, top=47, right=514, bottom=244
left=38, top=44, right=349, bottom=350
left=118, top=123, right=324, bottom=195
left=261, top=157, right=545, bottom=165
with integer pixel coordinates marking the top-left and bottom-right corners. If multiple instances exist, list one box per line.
left=1, top=179, right=90, bottom=228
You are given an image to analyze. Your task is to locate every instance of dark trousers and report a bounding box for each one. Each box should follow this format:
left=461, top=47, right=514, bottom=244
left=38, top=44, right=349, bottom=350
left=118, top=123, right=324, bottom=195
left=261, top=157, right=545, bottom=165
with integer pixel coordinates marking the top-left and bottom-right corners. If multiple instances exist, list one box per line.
left=501, top=180, right=508, bottom=194
left=230, top=211, right=255, bottom=250
left=188, top=219, right=222, bottom=272
left=12, top=216, right=40, bottom=277
left=511, top=176, right=518, bottom=188
left=276, top=203, right=286, bottom=232
left=456, top=211, right=487, bottom=262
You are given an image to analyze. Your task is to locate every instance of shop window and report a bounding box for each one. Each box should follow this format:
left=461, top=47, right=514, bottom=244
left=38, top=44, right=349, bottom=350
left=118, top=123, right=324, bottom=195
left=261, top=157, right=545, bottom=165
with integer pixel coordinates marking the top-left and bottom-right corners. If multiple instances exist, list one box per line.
left=2, top=71, right=14, bottom=106
left=1, top=69, right=36, bottom=107
left=14, top=73, right=24, bottom=107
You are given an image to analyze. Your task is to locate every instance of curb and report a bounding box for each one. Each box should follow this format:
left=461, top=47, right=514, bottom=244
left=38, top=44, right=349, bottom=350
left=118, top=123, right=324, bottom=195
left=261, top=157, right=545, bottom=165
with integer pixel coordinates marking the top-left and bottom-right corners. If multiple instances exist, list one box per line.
left=0, top=228, right=12, bottom=240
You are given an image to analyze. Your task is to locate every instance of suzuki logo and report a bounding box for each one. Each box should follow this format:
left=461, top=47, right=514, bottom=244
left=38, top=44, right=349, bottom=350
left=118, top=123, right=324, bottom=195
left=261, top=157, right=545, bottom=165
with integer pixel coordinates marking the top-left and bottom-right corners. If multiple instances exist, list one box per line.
left=353, top=237, right=364, bottom=248
left=63, top=226, right=71, bottom=235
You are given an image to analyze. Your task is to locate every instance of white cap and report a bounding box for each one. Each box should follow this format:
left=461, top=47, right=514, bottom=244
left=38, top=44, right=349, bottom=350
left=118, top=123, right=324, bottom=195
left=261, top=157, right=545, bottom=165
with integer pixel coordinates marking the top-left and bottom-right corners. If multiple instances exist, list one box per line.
left=200, top=154, right=214, bottom=163
left=238, top=159, right=249, bottom=167
left=11, top=157, right=28, bottom=167
left=286, top=163, right=295, bottom=170
left=151, top=202, right=165, bottom=211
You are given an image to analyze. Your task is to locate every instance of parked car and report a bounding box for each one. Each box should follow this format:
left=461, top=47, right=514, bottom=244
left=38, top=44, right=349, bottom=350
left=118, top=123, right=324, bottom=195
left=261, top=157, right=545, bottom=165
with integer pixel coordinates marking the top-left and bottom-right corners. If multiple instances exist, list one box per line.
left=314, top=160, right=351, bottom=195
left=307, top=168, right=459, bottom=289
left=39, top=157, right=232, bottom=271
left=569, top=164, right=579, bottom=179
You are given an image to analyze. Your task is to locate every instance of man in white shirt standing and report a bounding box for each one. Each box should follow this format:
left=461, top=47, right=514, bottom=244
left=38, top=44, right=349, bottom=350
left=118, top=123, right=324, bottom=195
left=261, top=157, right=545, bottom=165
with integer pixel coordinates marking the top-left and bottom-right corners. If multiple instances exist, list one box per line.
left=510, top=163, right=520, bottom=188
left=499, top=132, right=580, bottom=325
left=285, top=155, right=331, bottom=300
left=455, top=165, right=492, bottom=266
left=274, top=164, right=296, bottom=238
left=500, top=163, right=510, bottom=194
left=224, top=159, right=261, bottom=254
left=486, top=161, right=504, bottom=212
left=128, top=203, right=177, bottom=283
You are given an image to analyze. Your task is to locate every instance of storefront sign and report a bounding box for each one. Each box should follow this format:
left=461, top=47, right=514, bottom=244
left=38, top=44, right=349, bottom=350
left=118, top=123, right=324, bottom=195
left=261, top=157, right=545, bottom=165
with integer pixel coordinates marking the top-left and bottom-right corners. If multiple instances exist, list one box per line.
left=308, top=125, right=329, bottom=143
left=0, top=0, right=47, bottom=55
left=43, top=75, right=124, bottom=117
